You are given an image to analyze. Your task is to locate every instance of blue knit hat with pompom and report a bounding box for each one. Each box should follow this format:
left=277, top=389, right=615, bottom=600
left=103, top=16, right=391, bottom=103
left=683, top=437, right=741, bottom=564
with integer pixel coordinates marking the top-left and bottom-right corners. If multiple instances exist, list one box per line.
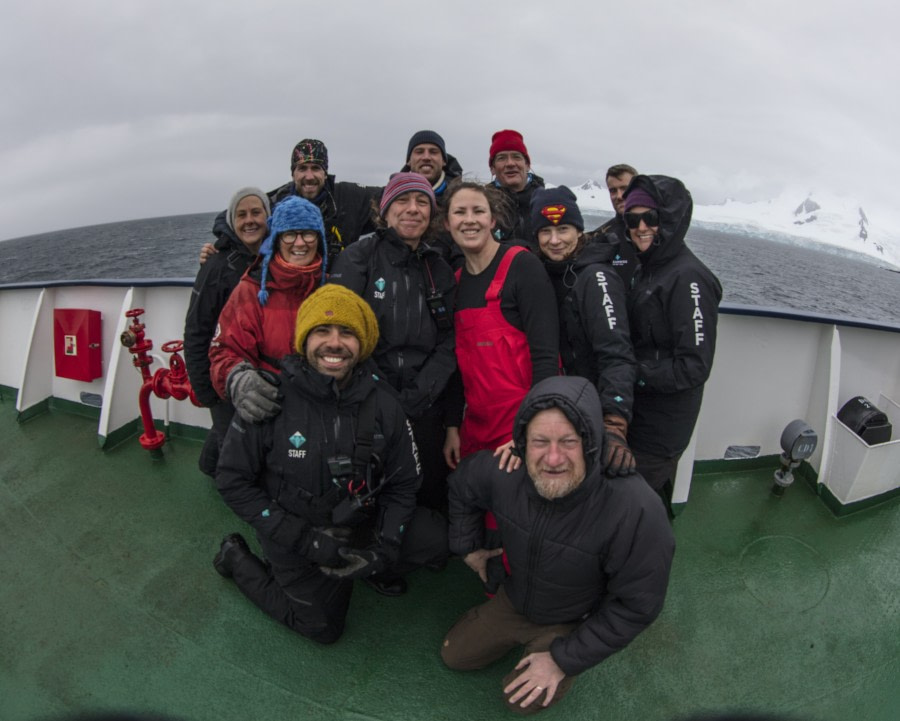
left=257, top=196, right=328, bottom=306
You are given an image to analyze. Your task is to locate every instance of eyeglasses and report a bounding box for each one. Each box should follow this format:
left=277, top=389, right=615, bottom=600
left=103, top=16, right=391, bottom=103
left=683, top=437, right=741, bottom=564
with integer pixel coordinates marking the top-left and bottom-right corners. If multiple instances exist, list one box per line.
left=624, top=210, right=660, bottom=229
left=280, top=230, right=319, bottom=244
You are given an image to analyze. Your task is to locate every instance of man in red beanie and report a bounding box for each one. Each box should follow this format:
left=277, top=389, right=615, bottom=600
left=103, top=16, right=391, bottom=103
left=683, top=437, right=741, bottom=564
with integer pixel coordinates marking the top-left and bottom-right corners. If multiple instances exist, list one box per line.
left=488, top=129, right=545, bottom=245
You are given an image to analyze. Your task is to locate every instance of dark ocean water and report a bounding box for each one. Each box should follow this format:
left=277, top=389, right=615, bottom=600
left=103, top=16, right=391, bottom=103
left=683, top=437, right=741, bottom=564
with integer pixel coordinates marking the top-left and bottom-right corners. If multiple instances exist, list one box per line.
left=1, top=211, right=899, bottom=325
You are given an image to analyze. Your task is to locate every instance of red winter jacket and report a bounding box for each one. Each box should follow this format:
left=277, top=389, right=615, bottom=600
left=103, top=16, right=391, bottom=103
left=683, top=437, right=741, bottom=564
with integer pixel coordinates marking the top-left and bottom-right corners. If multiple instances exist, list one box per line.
left=209, top=253, right=323, bottom=398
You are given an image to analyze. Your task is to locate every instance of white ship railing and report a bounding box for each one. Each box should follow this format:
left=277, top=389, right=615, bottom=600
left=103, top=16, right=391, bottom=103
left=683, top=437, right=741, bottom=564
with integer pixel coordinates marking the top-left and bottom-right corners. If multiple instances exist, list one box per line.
left=2, top=279, right=898, bottom=510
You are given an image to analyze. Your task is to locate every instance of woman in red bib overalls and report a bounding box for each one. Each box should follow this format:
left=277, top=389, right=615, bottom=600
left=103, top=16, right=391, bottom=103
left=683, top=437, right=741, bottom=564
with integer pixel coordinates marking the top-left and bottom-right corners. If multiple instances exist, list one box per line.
left=441, top=181, right=560, bottom=593
left=442, top=181, right=559, bottom=463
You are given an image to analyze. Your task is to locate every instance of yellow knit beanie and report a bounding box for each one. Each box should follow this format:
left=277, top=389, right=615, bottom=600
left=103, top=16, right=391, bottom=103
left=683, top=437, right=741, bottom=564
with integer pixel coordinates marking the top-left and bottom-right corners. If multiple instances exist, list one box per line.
left=293, top=284, right=380, bottom=361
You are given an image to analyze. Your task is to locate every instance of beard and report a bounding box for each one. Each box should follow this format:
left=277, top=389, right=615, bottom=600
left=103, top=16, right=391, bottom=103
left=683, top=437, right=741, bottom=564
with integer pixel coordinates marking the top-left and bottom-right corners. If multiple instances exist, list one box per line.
left=531, top=473, right=584, bottom=500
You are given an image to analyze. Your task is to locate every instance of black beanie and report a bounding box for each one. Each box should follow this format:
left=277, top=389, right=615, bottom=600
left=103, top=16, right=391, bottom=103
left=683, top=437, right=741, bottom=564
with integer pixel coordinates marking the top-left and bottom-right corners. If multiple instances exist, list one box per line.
left=530, top=186, right=585, bottom=237
left=406, top=130, right=446, bottom=162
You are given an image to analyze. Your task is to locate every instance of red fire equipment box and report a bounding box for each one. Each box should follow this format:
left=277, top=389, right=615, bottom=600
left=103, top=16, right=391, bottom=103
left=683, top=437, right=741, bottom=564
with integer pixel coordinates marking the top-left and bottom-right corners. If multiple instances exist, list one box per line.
left=54, top=309, right=103, bottom=381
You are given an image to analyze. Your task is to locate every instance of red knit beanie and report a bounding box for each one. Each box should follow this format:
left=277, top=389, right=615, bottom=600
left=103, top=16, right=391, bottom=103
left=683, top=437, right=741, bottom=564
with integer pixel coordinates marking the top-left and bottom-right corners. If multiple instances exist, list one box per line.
left=489, top=129, right=530, bottom=166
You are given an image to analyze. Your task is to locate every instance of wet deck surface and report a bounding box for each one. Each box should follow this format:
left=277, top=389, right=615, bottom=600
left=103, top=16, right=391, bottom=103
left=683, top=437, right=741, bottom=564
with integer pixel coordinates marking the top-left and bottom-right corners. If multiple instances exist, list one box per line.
left=2, top=399, right=899, bottom=721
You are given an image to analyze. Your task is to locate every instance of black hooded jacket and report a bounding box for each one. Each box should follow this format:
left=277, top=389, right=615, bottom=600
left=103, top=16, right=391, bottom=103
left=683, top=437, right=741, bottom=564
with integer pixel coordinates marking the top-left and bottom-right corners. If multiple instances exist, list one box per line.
left=625, top=175, right=723, bottom=458
left=216, top=354, right=420, bottom=562
left=541, top=238, right=636, bottom=422
left=492, top=173, right=546, bottom=247
left=448, top=376, right=674, bottom=676
left=328, top=228, right=457, bottom=420
left=183, top=224, right=257, bottom=406
left=586, top=214, right=639, bottom=288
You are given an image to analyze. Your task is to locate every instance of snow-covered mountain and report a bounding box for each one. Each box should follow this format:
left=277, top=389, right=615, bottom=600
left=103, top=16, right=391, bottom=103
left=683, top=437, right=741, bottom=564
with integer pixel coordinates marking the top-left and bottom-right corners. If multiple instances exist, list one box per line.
left=568, top=181, right=900, bottom=269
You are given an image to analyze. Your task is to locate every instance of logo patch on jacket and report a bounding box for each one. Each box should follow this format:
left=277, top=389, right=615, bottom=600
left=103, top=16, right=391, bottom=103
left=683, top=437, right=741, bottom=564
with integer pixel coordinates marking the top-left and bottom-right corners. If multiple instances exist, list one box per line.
left=540, top=204, right=566, bottom=225
left=374, top=277, right=386, bottom=299
left=288, top=431, right=307, bottom=458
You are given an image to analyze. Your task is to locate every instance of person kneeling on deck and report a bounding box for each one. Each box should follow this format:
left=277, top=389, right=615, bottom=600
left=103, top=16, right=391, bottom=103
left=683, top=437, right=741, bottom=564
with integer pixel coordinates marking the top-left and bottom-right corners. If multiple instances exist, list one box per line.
left=442, top=376, right=674, bottom=713
left=213, top=285, right=448, bottom=643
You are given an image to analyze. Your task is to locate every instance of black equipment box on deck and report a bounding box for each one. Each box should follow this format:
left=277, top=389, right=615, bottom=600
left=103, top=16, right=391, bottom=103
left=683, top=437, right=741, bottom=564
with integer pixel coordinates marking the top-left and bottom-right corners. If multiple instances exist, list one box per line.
left=837, top=396, right=893, bottom=445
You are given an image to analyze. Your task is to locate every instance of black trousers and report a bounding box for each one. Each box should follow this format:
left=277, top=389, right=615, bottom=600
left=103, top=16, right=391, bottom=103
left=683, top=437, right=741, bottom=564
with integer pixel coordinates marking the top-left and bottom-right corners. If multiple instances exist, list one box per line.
left=229, top=506, right=449, bottom=643
left=633, top=449, right=678, bottom=519
left=410, top=406, right=452, bottom=512
left=198, top=400, right=235, bottom=477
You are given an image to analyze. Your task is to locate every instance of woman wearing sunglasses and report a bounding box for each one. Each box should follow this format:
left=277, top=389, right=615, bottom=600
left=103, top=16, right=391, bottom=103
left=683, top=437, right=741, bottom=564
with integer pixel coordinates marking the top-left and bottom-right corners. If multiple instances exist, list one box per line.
left=623, top=175, right=722, bottom=515
left=209, top=196, right=327, bottom=424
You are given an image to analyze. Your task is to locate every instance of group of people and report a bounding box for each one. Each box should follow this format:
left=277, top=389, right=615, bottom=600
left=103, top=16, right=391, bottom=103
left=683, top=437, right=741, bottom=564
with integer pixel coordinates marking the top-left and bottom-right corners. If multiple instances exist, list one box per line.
left=182, top=128, right=722, bottom=713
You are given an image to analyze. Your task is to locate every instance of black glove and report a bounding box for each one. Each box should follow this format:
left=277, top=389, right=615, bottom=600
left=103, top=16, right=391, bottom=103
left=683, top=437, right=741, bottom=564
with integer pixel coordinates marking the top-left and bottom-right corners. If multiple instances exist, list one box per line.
left=298, top=526, right=353, bottom=566
left=226, top=361, right=282, bottom=423
left=603, top=414, right=636, bottom=476
left=319, top=547, right=386, bottom=580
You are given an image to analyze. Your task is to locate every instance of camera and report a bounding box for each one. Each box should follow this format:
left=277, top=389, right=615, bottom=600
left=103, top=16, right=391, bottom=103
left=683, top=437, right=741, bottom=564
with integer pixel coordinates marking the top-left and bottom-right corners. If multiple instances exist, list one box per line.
left=426, top=291, right=453, bottom=331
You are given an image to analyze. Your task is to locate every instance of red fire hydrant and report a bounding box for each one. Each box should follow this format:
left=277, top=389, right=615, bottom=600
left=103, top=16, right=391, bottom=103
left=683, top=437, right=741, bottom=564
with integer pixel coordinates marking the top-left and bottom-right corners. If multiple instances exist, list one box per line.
left=120, top=308, right=202, bottom=453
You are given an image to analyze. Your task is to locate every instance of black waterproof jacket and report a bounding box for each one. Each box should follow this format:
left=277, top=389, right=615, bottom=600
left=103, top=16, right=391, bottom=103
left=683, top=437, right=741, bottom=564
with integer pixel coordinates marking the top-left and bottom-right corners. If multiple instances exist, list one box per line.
left=542, top=238, right=636, bottom=422
left=216, top=355, right=420, bottom=562
left=492, top=173, right=546, bottom=248
left=448, top=376, right=674, bottom=676
left=586, top=214, right=639, bottom=288
left=625, top=175, right=723, bottom=458
left=183, top=225, right=257, bottom=406
left=328, top=228, right=457, bottom=420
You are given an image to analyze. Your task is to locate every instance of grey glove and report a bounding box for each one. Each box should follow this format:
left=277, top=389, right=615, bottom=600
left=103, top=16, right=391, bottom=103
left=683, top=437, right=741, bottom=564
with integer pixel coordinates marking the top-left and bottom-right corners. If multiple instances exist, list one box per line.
left=320, top=547, right=386, bottom=580
left=298, top=526, right=353, bottom=566
left=225, top=362, right=282, bottom=423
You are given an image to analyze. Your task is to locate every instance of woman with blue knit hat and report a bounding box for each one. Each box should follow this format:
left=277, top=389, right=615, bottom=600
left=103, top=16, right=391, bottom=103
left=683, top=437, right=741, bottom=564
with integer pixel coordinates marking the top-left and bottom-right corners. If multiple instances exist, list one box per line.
left=209, top=196, right=327, bottom=424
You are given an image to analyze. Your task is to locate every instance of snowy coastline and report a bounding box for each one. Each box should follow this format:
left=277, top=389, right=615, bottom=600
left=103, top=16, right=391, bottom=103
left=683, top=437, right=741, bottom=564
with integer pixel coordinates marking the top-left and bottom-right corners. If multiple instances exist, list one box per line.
left=571, top=181, right=900, bottom=270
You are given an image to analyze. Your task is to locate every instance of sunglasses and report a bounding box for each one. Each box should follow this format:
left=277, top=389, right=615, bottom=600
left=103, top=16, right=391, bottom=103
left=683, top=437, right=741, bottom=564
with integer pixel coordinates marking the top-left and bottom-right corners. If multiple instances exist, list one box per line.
left=280, top=230, right=319, bottom=244
left=624, top=210, right=660, bottom=229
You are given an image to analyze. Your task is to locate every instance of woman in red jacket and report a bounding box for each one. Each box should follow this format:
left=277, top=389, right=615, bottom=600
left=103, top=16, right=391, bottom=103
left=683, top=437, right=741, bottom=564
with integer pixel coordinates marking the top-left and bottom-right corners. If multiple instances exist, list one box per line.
left=209, top=196, right=327, bottom=423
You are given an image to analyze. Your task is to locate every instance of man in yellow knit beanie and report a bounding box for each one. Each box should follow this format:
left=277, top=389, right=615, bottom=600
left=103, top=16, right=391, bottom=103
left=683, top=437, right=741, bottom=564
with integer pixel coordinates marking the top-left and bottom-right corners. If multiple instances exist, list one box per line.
left=214, top=285, right=448, bottom=640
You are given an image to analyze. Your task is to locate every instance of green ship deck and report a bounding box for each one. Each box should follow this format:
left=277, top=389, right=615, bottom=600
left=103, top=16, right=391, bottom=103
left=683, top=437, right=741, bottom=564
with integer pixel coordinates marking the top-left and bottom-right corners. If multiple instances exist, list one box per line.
left=2, top=396, right=899, bottom=721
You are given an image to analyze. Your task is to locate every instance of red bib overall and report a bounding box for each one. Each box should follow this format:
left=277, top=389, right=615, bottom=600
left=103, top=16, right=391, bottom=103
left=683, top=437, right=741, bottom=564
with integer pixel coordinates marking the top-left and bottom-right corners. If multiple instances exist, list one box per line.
left=455, top=245, right=533, bottom=458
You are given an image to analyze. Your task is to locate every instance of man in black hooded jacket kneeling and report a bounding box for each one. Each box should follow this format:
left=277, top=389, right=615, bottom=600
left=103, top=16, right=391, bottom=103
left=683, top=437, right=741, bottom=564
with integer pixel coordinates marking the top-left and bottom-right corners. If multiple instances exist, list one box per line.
left=442, top=376, right=674, bottom=713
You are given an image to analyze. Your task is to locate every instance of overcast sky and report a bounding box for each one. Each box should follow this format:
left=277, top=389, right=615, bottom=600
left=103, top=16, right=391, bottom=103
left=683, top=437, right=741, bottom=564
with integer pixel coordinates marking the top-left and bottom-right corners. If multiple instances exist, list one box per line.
left=1, top=0, right=897, bottom=241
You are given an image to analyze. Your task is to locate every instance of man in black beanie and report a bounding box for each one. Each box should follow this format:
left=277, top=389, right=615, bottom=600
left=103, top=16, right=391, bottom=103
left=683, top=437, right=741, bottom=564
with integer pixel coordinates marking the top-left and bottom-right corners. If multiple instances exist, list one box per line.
left=401, top=130, right=463, bottom=203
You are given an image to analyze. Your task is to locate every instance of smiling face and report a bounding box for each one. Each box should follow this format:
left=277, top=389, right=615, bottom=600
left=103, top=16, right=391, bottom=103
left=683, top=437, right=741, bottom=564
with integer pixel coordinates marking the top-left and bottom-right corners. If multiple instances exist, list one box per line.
left=445, top=188, right=497, bottom=255
left=607, top=172, right=634, bottom=217
left=384, top=191, right=432, bottom=246
left=625, top=206, right=660, bottom=252
left=291, top=162, right=327, bottom=200
left=490, top=151, right=530, bottom=192
left=408, top=144, right=443, bottom=184
left=233, top=195, right=268, bottom=251
left=537, top=224, right=580, bottom=262
left=525, top=408, right=587, bottom=500
left=278, top=230, right=320, bottom=266
left=304, top=324, right=360, bottom=386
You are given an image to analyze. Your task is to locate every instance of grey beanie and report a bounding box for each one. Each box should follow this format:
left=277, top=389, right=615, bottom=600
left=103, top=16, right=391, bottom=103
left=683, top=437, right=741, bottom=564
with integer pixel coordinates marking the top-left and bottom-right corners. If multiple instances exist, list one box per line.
left=226, top=187, right=271, bottom=232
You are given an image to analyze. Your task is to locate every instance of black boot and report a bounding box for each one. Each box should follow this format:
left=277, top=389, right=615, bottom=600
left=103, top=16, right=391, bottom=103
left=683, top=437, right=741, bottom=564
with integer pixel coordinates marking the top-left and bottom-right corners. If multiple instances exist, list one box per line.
left=213, top=533, right=252, bottom=578
left=363, top=572, right=408, bottom=597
